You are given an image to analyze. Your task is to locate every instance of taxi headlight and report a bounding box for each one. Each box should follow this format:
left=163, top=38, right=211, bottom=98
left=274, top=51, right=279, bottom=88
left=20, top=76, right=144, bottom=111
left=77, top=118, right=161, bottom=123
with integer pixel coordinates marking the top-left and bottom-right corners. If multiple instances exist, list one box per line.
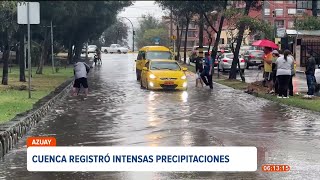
left=183, top=82, right=187, bottom=87
left=149, top=74, right=156, bottom=79
left=181, top=75, right=186, bottom=80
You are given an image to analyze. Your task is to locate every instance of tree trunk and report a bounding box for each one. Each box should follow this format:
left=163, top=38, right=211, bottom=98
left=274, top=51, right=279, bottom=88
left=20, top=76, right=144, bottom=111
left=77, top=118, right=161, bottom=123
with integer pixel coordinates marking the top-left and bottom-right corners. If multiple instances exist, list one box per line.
left=312, top=0, right=317, bottom=17
left=178, top=23, right=184, bottom=61
left=73, top=40, right=83, bottom=62
left=67, top=40, right=73, bottom=64
left=229, top=0, right=252, bottom=80
left=176, top=24, right=180, bottom=61
left=37, top=28, right=49, bottom=74
left=2, top=29, right=10, bottom=85
left=183, top=16, right=190, bottom=64
left=210, top=0, right=228, bottom=74
left=198, top=13, right=204, bottom=59
left=19, top=26, right=26, bottom=82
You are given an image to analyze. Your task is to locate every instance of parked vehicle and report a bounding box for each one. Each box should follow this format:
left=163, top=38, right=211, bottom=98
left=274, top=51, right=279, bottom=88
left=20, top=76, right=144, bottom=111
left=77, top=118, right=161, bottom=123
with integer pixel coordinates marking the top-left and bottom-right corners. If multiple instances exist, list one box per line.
left=218, top=53, right=245, bottom=73
left=315, top=66, right=320, bottom=92
left=81, top=45, right=97, bottom=54
left=215, top=49, right=231, bottom=67
left=102, top=44, right=129, bottom=54
left=243, top=50, right=264, bottom=69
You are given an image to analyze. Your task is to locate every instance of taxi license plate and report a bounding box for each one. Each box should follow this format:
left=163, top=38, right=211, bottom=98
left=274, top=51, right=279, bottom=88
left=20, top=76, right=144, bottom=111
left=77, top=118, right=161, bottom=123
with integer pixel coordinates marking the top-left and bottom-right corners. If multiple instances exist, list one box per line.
left=164, top=81, right=174, bottom=85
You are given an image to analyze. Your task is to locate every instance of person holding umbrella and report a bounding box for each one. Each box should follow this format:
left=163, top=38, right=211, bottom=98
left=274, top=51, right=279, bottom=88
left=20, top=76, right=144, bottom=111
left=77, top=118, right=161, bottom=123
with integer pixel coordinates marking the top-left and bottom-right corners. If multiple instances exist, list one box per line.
left=252, top=39, right=279, bottom=94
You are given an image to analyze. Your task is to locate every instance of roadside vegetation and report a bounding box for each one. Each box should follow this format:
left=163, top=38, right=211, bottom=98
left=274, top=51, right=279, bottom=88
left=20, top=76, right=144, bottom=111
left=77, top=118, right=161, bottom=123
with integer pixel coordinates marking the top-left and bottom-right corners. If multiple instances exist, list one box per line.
left=0, top=66, right=73, bottom=123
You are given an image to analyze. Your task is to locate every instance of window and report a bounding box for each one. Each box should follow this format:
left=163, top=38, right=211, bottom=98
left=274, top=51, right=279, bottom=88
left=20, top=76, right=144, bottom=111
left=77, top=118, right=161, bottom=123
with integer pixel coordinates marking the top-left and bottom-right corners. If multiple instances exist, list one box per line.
left=296, top=9, right=306, bottom=15
left=275, top=20, right=285, bottom=28
left=188, top=31, right=196, bottom=37
left=188, top=23, right=196, bottom=29
left=146, top=51, right=171, bottom=60
left=288, top=21, right=295, bottom=28
left=227, top=38, right=232, bottom=44
left=220, top=38, right=225, bottom=44
left=275, top=9, right=283, bottom=16
left=288, top=8, right=296, bottom=15
left=288, top=0, right=296, bottom=3
left=264, top=8, right=270, bottom=15
left=150, top=61, right=181, bottom=70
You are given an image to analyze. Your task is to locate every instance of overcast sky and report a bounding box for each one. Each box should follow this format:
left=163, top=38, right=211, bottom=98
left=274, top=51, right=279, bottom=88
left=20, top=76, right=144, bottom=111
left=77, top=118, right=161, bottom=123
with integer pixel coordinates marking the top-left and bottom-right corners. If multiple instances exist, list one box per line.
left=118, top=1, right=166, bottom=49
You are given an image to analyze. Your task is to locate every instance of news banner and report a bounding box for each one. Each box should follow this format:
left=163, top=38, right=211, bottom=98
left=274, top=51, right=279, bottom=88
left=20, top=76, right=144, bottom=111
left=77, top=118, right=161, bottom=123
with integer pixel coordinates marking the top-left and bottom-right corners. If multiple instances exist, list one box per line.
left=27, top=137, right=290, bottom=172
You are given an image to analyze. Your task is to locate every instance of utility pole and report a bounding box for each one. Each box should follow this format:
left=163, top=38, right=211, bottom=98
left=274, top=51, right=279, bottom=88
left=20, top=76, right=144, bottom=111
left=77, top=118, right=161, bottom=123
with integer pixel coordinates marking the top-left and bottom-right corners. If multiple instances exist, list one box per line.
left=51, top=20, right=54, bottom=73
left=261, top=1, right=265, bottom=39
left=27, top=2, right=31, bottom=98
left=170, top=7, right=173, bottom=48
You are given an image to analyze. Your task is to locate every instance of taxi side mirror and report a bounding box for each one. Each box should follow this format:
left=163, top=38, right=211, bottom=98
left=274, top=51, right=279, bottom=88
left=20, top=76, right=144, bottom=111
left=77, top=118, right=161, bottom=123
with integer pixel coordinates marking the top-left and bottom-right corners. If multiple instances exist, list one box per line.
left=142, top=67, right=148, bottom=71
left=182, top=67, right=187, bottom=71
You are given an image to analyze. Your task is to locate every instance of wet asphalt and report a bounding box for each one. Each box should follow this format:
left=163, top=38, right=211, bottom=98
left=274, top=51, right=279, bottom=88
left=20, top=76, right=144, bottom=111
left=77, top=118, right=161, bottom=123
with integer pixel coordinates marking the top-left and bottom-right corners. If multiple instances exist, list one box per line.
left=0, top=53, right=319, bottom=180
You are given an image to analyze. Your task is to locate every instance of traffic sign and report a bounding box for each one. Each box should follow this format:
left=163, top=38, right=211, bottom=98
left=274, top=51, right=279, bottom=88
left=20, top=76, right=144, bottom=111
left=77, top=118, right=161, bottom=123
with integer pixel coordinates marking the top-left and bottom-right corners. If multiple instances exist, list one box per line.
left=17, top=2, right=40, bottom=24
left=171, top=35, right=176, bottom=40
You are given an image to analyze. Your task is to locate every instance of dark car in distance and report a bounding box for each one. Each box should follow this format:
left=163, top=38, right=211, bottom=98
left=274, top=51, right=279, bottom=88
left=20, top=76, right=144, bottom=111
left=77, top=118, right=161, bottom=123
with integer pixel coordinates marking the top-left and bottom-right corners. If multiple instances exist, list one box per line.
left=243, top=50, right=264, bottom=69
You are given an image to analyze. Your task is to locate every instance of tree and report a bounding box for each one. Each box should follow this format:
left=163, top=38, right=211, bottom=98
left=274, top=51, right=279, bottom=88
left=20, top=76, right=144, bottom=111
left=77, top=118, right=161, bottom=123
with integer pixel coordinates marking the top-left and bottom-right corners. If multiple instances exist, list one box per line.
left=229, top=0, right=263, bottom=80
left=0, top=1, right=18, bottom=85
left=295, top=15, right=320, bottom=30
left=101, top=19, right=129, bottom=47
left=135, top=14, right=168, bottom=49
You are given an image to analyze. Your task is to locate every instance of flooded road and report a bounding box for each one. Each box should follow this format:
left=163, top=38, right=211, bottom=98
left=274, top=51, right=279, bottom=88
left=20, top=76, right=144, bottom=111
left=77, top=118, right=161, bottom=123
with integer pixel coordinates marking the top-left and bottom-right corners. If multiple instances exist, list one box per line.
left=0, top=53, right=320, bottom=180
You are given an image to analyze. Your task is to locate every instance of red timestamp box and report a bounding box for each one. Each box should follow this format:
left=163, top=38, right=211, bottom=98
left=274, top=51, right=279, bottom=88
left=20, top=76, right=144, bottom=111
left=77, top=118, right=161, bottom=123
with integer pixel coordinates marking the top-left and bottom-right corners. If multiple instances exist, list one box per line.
left=262, top=164, right=290, bottom=172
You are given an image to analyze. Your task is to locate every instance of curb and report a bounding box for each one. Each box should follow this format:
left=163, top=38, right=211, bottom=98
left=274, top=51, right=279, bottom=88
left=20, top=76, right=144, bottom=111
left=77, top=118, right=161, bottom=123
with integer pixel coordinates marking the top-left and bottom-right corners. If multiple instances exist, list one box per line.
left=0, top=78, right=73, bottom=158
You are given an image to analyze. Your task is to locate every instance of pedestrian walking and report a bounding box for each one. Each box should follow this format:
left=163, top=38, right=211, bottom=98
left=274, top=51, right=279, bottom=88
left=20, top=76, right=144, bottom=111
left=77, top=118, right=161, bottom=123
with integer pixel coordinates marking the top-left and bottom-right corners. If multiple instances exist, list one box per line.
left=288, top=52, right=296, bottom=96
left=304, top=50, right=316, bottom=98
left=72, top=61, right=90, bottom=97
left=195, top=56, right=204, bottom=87
left=271, top=50, right=280, bottom=94
left=200, top=52, right=213, bottom=89
left=275, top=50, right=293, bottom=98
left=263, top=47, right=274, bottom=93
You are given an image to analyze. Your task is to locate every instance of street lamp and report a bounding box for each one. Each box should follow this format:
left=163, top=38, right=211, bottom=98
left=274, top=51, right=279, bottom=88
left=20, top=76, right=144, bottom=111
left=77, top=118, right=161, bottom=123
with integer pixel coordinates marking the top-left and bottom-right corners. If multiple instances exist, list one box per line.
left=120, top=17, right=135, bottom=52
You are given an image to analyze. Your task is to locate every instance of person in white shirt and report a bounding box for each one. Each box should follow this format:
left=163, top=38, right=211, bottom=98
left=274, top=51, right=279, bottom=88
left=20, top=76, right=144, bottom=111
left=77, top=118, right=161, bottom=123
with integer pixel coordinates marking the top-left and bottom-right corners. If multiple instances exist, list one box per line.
left=275, top=50, right=293, bottom=98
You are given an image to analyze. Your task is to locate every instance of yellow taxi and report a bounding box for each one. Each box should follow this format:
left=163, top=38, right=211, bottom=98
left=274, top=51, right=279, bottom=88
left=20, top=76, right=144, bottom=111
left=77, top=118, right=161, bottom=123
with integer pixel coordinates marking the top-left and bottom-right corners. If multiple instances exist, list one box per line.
left=135, top=46, right=172, bottom=80
left=140, top=60, right=188, bottom=90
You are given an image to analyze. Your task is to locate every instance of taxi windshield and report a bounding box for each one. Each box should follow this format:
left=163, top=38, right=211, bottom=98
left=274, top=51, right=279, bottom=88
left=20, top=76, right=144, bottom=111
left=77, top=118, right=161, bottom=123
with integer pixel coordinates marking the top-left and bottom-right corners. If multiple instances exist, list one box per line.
left=150, top=61, right=181, bottom=70
left=146, top=51, right=171, bottom=59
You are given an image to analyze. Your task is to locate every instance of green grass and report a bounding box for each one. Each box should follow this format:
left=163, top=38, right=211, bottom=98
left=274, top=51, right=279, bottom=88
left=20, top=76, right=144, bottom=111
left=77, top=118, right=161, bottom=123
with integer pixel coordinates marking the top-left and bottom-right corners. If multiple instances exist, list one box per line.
left=0, top=66, right=73, bottom=123
left=258, top=93, right=320, bottom=112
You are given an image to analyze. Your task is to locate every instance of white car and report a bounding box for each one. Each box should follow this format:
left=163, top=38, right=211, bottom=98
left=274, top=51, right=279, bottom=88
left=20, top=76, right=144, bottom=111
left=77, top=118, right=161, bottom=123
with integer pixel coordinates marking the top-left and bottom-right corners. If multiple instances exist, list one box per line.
left=315, top=67, right=320, bottom=92
left=218, top=53, right=245, bottom=73
left=102, top=44, right=129, bottom=54
left=81, top=45, right=97, bottom=54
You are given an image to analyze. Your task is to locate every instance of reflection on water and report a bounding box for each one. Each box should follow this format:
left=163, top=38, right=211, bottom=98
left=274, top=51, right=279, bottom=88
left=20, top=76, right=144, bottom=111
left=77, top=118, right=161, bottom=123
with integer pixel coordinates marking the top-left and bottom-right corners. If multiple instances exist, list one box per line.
left=180, top=91, right=188, bottom=103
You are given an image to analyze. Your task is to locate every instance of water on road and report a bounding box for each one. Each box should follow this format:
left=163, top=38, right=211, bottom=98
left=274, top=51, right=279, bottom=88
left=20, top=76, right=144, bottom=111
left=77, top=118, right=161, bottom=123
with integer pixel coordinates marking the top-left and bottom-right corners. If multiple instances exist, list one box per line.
left=0, top=54, right=319, bottom=180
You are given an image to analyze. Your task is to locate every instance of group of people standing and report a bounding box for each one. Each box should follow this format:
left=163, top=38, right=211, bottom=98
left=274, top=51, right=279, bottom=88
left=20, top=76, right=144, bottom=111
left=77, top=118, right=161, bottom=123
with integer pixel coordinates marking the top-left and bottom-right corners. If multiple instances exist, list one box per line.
left=263, top=47, right=317, bottom=98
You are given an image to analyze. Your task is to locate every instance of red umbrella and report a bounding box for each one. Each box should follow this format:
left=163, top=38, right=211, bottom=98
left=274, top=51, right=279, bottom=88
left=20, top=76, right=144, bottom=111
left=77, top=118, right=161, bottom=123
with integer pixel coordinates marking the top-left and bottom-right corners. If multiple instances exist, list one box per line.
left=252, top=39, right=278, bottom=49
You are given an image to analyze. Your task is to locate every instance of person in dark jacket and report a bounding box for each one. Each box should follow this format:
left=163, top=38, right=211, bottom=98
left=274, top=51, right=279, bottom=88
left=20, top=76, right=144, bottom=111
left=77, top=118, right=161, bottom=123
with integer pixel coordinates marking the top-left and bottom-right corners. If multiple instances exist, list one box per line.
left=304, top=50, right=316, bottom=98
left=200, top=52, right=213, bottom=89
left=195, top=56, right=204, bottom=87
